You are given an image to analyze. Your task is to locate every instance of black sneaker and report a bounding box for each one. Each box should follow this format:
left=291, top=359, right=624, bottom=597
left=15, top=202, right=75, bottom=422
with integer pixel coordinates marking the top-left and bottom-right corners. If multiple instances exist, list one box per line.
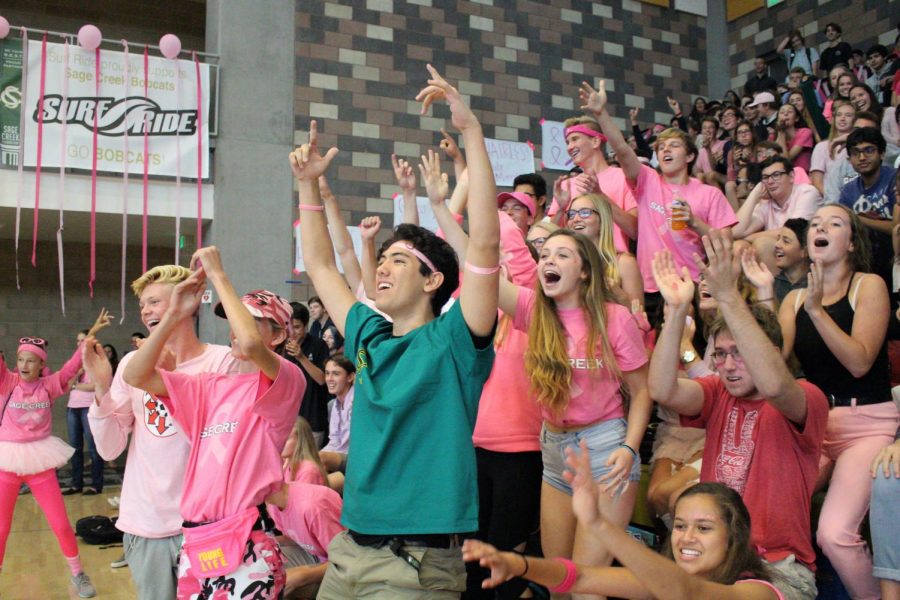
left=61, top=487, right=82, bottom=495
left=82, top=488, right=100, bottom=496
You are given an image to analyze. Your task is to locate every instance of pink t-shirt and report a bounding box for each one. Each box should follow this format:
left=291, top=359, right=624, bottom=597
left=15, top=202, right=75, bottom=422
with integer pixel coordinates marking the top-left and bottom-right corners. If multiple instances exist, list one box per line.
left=0, top=347, right=82, bottom=443
left=560, top=167, right=638, bottom=253
left=788, top=128, right=814, bottom=173
left=159, top=355, right=304, bottom=523
left=286, top=460, right=327, bottom=486
left=88, top=346, right=242, bottom=538
left=67, top=371, right=95, bottom=409
left=750, top=183, right=822, bottom=232
left=693, top=140, right=727, bottom=175
left=631, top=165, right=737, bottom=292
left=512, top=288, right=647, bottom=426
left=268, top=482, right=344, bottom=562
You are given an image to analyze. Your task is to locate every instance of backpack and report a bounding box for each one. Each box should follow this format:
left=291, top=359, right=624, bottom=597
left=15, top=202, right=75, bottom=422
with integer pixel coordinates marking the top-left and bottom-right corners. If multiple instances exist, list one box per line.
left=75, top=515, right=124, bottom=545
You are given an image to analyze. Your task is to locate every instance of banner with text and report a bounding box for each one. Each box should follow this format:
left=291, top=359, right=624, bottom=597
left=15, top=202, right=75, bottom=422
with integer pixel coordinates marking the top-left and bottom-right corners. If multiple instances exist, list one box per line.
left=484, top=137, right=534, bottom=186
left=0, top=38, right=23, bottom=167
left=23, top=40, right=210, bottom=177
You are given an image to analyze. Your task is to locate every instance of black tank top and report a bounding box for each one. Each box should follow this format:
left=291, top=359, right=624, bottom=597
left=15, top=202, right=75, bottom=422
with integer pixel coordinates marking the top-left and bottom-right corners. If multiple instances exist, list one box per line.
left=793, top=274, right=890, bottom=401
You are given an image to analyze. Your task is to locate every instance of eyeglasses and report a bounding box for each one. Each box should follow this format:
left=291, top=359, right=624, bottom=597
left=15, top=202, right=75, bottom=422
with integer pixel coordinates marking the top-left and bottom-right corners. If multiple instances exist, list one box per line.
left=736, top=178, right=750, bottom=185
left=760, top=170, right=788, bottom=183
left=19, top=337, right=47, bottom=346
left=712, top=348, right=744, bottom=365
left=566, top=208, right=600, bottom=220
left=736, top=129, right=752, bottom=136
left=529, top=236, right=547, bottom=248
left=848, top=146, right=878, bottom=158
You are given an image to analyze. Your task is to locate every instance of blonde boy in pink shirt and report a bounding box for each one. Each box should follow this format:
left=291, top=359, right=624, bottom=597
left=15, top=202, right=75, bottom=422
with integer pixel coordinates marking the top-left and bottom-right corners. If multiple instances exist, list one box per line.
left=84, top=265, right=243, bottom=600
left=122, top=248, right=304, bottom=600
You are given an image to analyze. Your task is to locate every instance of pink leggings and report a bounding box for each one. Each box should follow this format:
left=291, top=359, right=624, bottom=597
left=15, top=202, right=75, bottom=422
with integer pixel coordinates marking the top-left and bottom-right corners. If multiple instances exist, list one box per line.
left=0, top=468, right=80, bottom=567
left=817, top=402, right=900, bottom=600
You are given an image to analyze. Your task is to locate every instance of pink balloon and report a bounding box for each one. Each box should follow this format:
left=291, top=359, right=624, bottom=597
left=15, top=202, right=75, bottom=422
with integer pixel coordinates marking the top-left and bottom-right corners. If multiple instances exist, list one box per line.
left=77, top=24, right=102, bottom=50
left=159, top=34, right=181, bottom=59
left=0, top=17, right=9, bottom=40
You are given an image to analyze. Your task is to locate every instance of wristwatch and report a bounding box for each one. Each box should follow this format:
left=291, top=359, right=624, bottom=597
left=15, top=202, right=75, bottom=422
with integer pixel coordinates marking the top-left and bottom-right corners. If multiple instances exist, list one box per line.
left=680, top=349, right=697, bottom=365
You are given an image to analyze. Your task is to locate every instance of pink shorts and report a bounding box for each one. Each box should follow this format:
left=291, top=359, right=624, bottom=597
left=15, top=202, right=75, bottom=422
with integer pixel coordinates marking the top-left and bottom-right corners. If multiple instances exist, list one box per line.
left=176, top=530, right=285, bottom=599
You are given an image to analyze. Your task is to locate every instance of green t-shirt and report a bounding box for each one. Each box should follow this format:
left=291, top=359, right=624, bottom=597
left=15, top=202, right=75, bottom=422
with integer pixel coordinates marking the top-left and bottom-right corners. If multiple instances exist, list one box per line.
left=341, top=301, right=495, bottom=534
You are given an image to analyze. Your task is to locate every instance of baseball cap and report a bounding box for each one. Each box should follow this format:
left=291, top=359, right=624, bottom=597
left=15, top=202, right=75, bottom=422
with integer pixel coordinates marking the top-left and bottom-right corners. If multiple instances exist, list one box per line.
left=748, top=92, right=775, bottom=107
left=214, top=290, right=293, bottom=334
left=497, top=191, right=537, bottom=216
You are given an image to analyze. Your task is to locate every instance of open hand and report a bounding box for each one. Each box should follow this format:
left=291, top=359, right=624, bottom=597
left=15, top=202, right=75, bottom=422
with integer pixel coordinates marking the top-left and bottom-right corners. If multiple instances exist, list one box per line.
left=652, top=250, right=695, bottom=307
left=392, top=154, right=417, bottom=193
left=578, top=80, right=607, bottom=115
left=418, top=149, right=449, bottom=205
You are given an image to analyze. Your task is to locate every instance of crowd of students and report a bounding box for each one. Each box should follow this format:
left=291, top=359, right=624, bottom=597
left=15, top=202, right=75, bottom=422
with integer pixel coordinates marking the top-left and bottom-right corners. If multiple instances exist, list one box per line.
left=0, top=21, right=899, bottom=600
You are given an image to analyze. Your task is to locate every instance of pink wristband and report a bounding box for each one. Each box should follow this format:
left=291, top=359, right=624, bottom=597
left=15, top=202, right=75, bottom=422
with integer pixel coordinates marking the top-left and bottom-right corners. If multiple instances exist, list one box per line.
left=465, top=261, right=501, bottom=275
left=298, top=204, right=324, bottom=212
left=548, top=558, right=578, bottom=594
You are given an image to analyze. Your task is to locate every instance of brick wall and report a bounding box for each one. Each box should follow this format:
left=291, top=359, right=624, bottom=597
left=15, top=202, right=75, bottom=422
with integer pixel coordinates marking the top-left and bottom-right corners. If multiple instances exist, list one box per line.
left=293, top=0, right=711, bottom=300
left=727, top=0, right=898, bottom=90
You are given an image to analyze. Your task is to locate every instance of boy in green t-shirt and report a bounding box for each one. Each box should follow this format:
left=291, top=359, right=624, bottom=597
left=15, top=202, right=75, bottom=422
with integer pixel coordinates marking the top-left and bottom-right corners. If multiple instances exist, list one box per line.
left=289, top=65, right=500, bottom=598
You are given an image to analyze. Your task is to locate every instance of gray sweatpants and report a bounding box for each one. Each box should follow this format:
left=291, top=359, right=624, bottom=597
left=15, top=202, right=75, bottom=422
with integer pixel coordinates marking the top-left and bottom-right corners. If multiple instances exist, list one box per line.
left=123, top=532, right=183, bottom=600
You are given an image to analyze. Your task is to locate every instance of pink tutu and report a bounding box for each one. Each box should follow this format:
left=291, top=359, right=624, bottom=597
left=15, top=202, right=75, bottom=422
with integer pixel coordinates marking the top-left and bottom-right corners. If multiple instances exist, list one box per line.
left=0, top=437, right=75, bottom=476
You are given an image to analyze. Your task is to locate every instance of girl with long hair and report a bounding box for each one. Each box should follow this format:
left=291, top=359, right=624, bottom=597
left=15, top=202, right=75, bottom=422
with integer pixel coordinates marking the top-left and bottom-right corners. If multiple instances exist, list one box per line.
left=464, top=444, right=784, bottom=599
left=283, top=417, right=329, bottom=487
left=810, top=99, right=855, bottom=195
left=778, top=204, right=899, bottom=599
left=786, top=91, right=823, bottom=144
left=773, top=103, right=814, bottom=172
left=497, top=229, right=651, bottom=600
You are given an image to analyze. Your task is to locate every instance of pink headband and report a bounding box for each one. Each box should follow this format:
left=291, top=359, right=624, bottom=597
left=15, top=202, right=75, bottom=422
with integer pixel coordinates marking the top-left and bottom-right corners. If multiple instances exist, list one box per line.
left=18, top=344, right=48, bottom=362
left=387, top=241, right=438, bottom=274
left=564, top=124, right=608, bottom=143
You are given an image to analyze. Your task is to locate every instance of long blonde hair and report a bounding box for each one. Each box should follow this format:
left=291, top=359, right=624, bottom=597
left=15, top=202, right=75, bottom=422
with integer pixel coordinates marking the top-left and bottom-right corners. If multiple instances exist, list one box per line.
left=284, top=417, right=329, bottom=487
left=828, top=99, right=855, bottom=142
left=525, top=230, right=621, bottom=416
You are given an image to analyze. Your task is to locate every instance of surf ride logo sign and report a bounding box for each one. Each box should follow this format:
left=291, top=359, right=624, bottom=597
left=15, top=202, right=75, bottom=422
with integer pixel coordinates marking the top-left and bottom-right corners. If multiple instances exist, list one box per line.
left=22, top=40, right=210, bottom=177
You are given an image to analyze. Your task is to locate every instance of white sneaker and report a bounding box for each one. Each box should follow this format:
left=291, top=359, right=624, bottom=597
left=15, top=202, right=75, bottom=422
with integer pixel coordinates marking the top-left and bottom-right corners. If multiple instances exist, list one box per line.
left=110, top=554, right=128, bottom=569
left=70, top=572, right=96, bottom=598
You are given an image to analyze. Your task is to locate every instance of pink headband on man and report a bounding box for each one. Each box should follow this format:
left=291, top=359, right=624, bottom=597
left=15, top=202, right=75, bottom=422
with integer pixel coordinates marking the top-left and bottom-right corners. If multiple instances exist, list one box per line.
left=387, top=241, right=438, bottom=274
left=564, top=124, right=608, bottom=143
left=18, top=344, right=47, bottom=362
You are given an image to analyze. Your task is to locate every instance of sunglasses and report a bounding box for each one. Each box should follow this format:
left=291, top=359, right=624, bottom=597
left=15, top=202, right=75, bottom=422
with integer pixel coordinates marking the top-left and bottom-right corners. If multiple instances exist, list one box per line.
left=19, top=337, right=47, bottom=347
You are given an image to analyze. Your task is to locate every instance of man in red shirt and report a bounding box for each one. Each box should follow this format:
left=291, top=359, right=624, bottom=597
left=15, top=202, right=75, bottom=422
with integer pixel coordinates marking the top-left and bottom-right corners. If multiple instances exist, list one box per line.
left=648, top=230, right=828, bottom=600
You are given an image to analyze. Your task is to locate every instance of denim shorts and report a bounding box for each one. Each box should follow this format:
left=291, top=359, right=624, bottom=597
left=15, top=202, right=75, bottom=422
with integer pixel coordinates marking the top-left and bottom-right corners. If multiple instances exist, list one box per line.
left=540, top=418, right=641, bottom=495
left=871, top=472, right=900, bottom=582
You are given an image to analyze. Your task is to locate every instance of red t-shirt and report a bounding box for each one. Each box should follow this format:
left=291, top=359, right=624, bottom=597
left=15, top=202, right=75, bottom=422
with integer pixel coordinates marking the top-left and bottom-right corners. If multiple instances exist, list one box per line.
left=681, top=377, right=828, bottom=569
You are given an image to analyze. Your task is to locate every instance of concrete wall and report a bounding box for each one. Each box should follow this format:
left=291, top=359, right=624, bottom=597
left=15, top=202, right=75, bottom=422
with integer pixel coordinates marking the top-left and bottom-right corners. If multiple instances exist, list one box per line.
left=290, top=0, right=712, bottom=301
left=727, top=0, right=898, bottom=90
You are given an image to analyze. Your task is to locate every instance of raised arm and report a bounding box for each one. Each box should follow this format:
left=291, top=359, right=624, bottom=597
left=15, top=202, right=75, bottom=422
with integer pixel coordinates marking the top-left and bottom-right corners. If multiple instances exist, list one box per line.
left=420, top=149, right=470, bottom=260
left=290, top=120, right=356, bottom=335
left=123, top=271, right=204, bottom=397
left=699, top=230, right=807, bottom=424
left=358, top=216, right=382, bottom=301
left=801, top=263, right=889, bottom=378
left=320, top=175, right=362, bottom=293
left=579, top=80, right=641, bottom=182
left=648, top=251, right=705, bottom=416
left=439, top=127, right=467, bottom=184
left=192, top=247, right=282, bottom=381
left=417, top=64, right=499, bottom=337
left=392, top=153, right=420, bottom=226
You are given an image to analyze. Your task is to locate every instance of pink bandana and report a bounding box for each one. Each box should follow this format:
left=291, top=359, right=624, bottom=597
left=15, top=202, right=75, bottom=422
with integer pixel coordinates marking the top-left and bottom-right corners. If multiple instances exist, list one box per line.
left=564, top=124, right=608, bottom=143
left=386, top=242, right=438, bottom=274
left=18, top=344, right=48, bottom=363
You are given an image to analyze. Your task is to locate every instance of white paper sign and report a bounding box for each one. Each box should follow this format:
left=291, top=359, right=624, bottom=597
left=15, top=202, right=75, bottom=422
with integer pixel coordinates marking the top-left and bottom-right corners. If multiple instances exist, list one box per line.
left=23, top=41, right=210, bottom=177
left=394, top=196, right=440, bottom=233
left=541, top=119, right=573, bottom=171
left=484, top=137, right=535, bottom=186
left=294, top=223, right=364, bottom=275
